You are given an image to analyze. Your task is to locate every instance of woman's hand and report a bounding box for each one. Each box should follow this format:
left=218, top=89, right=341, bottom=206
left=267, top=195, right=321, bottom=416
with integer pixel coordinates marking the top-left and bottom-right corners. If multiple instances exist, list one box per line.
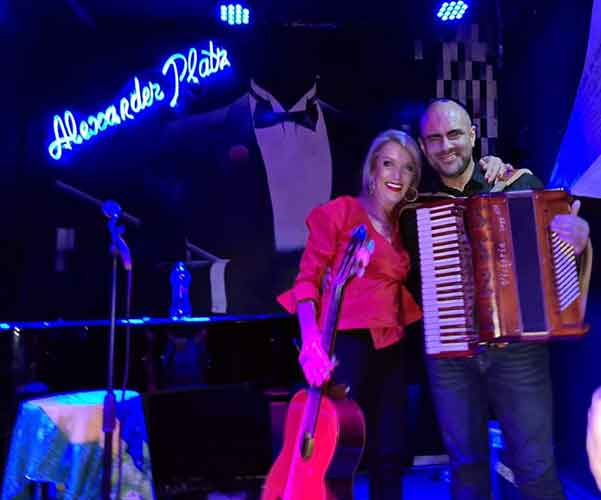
left=297, top=300, right=335, bottom=387
left=298, top=335, right=335, bottom=387
left=479, top=156, right=514, bottom=184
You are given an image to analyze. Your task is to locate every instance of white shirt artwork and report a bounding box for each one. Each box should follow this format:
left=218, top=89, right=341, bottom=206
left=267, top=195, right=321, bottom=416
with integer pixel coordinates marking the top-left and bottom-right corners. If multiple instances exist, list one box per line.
left=250, top=79, right=333, bottom=251
left=190, top=81, right=334, bottom=313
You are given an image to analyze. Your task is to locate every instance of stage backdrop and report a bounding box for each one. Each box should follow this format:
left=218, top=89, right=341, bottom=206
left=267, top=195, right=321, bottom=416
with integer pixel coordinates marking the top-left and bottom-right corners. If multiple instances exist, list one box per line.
left=7, top=3, right=553, bottom=321
left=12, top=11, right=449, bottom=320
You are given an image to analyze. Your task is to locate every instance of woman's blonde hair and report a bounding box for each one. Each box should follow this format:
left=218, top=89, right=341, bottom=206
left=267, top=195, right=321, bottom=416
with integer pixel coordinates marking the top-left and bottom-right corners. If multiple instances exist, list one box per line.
left=360, top=129, right=422, bottom=197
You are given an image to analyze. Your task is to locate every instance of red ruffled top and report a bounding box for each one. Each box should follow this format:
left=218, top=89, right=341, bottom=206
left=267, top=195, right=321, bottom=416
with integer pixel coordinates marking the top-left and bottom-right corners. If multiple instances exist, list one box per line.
left=278, top=196, right=422, bottom=349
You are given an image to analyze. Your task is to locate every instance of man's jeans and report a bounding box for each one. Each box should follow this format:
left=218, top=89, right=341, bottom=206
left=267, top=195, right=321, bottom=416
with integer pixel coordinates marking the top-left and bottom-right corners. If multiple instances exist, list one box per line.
left=426, top=342, right=565, bottom=500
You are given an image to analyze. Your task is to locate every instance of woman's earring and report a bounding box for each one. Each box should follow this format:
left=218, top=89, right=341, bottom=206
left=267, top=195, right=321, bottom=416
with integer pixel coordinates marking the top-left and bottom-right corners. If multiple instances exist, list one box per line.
left=368, top=180, right=375, bottom=195
left=404, top=186, right=418, bottom=203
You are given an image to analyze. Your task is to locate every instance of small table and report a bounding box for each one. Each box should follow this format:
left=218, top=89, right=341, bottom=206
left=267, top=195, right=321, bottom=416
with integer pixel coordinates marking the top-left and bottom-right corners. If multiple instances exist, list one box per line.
left=1, top=390, right=154, bottom=499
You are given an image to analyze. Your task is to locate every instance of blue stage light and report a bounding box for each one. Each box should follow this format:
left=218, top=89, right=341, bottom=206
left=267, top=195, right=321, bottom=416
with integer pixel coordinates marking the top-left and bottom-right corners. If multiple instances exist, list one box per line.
left=437, top=1, right=469, bottom=22
left=218, top=3, right=250, bottom=26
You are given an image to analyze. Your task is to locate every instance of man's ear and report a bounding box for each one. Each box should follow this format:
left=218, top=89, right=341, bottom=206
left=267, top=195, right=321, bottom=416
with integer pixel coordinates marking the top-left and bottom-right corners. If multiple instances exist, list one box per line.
left=469, top=125, right=476, bottom=147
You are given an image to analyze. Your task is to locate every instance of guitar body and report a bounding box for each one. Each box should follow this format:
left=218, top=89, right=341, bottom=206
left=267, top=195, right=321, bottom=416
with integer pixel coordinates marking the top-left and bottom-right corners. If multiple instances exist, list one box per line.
left=261, top=389, right=366, bottom=500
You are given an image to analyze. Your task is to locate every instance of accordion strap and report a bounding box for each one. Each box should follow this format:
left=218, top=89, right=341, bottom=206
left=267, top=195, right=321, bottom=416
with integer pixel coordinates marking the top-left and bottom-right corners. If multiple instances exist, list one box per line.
left=579, top=239, right=593, bottom=318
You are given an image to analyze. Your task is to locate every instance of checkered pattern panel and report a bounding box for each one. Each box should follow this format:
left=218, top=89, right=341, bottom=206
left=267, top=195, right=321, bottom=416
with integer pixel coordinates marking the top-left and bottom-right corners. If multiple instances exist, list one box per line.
left=432, top=24, right=498, bottom=156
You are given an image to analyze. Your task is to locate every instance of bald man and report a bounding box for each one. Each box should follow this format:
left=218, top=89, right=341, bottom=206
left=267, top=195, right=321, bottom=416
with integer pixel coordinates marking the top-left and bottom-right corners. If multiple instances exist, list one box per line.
left=413, top=99, right=590, bottom=500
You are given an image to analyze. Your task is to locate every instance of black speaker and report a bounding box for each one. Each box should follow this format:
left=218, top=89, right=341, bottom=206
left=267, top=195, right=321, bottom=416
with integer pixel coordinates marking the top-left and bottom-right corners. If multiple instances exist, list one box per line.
left=143, top=384, right=272, bottom=495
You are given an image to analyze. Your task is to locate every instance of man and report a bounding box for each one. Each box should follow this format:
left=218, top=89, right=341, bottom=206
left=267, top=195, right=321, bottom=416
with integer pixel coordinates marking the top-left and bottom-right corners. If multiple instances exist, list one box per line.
left=415, top=99, right=590, bottom=499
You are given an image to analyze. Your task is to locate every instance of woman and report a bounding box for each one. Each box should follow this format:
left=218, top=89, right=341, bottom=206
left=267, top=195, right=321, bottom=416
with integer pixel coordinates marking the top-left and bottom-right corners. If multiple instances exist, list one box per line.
left=278, top=129, right=423, bottom=499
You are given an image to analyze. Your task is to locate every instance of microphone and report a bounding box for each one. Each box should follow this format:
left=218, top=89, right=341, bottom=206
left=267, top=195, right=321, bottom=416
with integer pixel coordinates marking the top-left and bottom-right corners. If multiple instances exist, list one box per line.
left=102, top=200, right=122, bottom=220
left=103, top=200, right=132, bottom=271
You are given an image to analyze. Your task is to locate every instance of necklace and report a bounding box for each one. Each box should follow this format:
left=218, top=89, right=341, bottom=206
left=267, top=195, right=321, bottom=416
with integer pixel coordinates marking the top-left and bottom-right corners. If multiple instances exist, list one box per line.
left=366, top=210, right=393, bottom=243
left=359, top=196, right=394, bottom=243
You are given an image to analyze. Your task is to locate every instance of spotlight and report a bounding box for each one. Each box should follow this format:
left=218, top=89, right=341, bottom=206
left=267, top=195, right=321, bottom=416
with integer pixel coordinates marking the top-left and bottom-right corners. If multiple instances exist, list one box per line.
left=218, top=3, right=250, bottom=25
left=436, top=1, right=469, bottom=22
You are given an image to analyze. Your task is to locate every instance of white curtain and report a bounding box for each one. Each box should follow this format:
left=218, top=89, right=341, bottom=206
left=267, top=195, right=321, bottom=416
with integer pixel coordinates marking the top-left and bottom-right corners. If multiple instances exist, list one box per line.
left=550, top=0, right=601, bottom=198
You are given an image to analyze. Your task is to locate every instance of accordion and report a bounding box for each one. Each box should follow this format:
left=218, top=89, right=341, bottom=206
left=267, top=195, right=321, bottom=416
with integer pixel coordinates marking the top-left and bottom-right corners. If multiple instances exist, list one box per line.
left=414, top=189, right=588, bottom=358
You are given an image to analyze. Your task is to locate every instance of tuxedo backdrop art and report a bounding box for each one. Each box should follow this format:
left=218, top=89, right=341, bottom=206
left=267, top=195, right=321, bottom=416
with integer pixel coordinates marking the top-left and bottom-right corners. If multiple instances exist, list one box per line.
left=151, top=79, right=364, bottom=314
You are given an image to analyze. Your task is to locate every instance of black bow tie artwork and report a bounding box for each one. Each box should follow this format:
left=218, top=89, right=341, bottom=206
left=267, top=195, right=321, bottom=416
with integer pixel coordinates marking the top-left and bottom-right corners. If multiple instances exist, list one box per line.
left=253, top=96, right=319, bottom=131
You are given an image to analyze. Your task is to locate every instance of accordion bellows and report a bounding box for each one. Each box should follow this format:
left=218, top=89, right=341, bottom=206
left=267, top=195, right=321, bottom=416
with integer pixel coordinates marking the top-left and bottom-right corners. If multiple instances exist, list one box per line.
left=415, top=189, right=588, bottom=358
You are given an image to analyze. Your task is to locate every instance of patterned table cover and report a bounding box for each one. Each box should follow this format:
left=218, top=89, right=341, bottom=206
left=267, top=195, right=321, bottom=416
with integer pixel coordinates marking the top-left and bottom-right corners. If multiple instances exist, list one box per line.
left=1, top=390, right=154, bottom=500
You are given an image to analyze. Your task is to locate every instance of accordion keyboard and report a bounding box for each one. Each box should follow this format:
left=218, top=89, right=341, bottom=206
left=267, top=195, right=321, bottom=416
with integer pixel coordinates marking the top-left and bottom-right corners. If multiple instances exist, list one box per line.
left=411, top=189, right=588, bottom=357
left=416, top=203, right=476, bottom=357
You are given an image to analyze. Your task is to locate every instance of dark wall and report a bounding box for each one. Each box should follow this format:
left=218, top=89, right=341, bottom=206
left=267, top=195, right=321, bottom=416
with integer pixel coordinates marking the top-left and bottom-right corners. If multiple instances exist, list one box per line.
left=0, top=0, right=25, bottom=320
left=497, top=0, right=593, bottom=181
left=0, top=0, right=25, bottom=444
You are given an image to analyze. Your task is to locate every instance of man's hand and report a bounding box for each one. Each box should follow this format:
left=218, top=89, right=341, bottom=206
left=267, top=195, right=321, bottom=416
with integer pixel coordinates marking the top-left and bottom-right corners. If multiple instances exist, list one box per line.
left=550, top=200, right=590, bottom=255
left=587, top=387, right=601, bottom=491
left=479, top=156, right=514, bottom=184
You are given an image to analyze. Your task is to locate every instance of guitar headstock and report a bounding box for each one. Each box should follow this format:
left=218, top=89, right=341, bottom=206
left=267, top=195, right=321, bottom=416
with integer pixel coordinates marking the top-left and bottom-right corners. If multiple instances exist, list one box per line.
left=333, top=224, right=375, bottom=291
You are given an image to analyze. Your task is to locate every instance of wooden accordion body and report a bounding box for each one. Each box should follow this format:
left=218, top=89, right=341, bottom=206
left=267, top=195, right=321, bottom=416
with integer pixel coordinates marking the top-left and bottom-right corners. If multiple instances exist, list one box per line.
left=415, top=189, right=588, bottom=358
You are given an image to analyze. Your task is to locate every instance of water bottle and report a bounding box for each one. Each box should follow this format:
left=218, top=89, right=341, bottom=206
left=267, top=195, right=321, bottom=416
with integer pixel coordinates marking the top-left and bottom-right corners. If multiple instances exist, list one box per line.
left=169, top=261, right=192, bottom=317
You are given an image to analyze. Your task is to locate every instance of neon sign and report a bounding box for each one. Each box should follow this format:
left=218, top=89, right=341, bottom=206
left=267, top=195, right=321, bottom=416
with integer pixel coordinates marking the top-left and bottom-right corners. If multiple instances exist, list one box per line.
left=48, top=78, right=164, bottom=161
left=48, top=40, right=232, bottom=161
left=161, top=41, right=231, bottom=108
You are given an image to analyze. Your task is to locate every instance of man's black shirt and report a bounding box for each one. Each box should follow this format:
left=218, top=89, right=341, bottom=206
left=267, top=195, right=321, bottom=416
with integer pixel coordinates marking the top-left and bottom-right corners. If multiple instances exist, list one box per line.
left=430, top=162, right=544, bottom=197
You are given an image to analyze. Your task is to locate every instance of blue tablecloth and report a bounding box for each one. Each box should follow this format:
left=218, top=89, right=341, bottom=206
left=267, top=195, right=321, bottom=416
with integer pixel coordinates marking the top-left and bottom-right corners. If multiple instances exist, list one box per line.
left=1, top=390, right=155, bottom=500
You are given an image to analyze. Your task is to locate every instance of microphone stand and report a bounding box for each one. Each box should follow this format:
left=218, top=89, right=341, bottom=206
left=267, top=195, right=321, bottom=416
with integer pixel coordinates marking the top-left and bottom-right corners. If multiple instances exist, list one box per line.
left=53, top=182, right=138, bottom=498
left=102, top=200, right=132, bottom=500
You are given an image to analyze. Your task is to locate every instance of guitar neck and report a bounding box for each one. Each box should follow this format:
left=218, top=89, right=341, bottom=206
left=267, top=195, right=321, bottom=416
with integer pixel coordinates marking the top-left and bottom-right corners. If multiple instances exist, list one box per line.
left=322, top=285, right=344, bottom=356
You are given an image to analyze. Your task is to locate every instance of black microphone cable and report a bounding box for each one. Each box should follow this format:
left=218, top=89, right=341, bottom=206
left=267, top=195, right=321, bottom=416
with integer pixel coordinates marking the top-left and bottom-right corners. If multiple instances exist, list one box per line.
left=115, top=266, right=133, bottom=500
